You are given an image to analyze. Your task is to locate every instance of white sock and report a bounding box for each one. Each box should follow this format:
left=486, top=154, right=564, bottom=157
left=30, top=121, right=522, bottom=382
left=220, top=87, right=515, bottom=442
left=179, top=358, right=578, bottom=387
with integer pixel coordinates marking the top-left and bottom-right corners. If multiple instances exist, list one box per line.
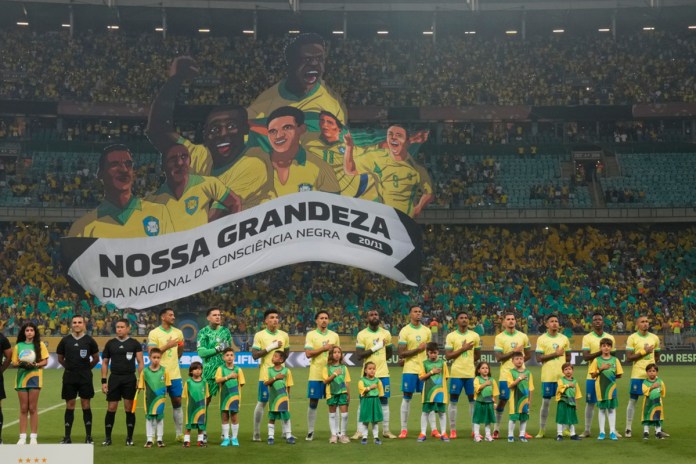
left=484, top=425, right=491, bottom=438
left=372, top=424, right=379, bottom=439
left=329, top=412, right=337, bottom=436
left=598, top=409, right=606, bottom=434
left=539, top=398, right=551, bottom=430
left=473, top=423, right=481, bottom=437
left=520, top=420, right=527, bottom=437
left=448, top=402, right=458, bottom=430
left=222, top=424, right=230, bottom=439
left=626, top=398, right=636, bottom=432
left=400, top=399, right=411, bottom=430
left=355, top=405, right=362, bottom=431
left=360, top=423, right=368, bottom=439
left=146, top=419, right=154, bottom=441
left=381, top=404, right=390, bottom=433
left=644, top=425, right=650, bottom=433
left=420, top=412, right=428, bottom=435
left=341, top=413, right=348, bottom=436
left=284, top=420, right=292, bottom=439
left=184, top=434, right=191, bottom=443
left=428, top=411, right=436, bottom=431
left=569, top=425, right=576, bottom=435
left=268, top=423, right=275, bottom=439
left=608, top=409, right=617, bottom=434
left=508, top=420, right=516, bottom=437
left=156, top=419, right=163, bottom=441
left=173, top=408, right=183, bottom=436
left=584, top=404, right=595, bottom=433
left=495, top=410, right=503, bottom=432
left=254, top=402, right=265, bottom=436
left=656, top=425, right=662, bottom=433
left=19, top=433, right=27, bottom=440
left=557, top=424, right=563, bottom=435
left=307, top=407, right=317, bottom=434
left=30, top=433, right=37, bottom=440
left=232, top=424, right=239, bottom=439
left=197, top=433, right=204, bottom=442
left=438, top=412, right=447, bottom=434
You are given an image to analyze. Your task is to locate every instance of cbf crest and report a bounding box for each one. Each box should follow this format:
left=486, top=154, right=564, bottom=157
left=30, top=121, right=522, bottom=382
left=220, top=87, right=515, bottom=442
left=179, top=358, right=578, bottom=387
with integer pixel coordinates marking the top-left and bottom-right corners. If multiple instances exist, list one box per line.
left=143, top=216, right=160, bottom=236
left=184, top=196, right=199, bottom=215
left=298, top=183, right=313, bottom=192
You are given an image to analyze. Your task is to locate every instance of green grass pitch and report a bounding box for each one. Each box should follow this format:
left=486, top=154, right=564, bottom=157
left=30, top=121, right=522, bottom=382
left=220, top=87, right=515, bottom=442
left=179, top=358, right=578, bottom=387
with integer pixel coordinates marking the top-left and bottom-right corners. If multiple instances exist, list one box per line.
left=1, top=366, right=694, bottom=463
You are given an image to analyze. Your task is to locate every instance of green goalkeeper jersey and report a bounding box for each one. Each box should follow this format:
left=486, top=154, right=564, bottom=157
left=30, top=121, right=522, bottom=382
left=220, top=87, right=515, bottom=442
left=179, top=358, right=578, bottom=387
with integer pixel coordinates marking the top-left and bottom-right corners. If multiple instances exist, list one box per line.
left=197, top=325, right=233, bottom=379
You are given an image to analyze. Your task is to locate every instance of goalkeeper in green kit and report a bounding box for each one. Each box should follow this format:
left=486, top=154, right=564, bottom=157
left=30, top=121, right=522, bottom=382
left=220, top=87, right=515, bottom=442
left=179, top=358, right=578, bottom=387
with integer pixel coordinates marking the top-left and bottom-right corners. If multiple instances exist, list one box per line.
left=197, top=308, right=233, bottom=401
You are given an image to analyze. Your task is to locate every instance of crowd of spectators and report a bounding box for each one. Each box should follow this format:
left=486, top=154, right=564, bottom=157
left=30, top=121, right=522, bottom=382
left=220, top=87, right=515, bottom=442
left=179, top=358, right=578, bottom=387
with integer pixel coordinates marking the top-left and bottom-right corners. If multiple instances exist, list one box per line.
left=1, top=222, right=694, bottom=341
left=1, top=29, right=695, bottom=107
left=605, top=187, right=646, bottom=204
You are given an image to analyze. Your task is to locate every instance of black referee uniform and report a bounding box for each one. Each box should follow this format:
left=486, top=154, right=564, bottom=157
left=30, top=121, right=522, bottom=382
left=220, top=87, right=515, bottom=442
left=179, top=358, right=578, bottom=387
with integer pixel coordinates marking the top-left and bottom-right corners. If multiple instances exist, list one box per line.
left=56, top=333, right=99, bottom=443
left=102, top=336, right=142, bottom=445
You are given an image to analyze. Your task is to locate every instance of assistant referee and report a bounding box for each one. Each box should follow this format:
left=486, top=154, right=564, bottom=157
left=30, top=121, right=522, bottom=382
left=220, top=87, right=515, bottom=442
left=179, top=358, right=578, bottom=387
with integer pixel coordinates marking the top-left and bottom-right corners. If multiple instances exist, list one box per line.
left=101, top=318, right=144, bottom=446
left=56, top=314, right=100, bottom=444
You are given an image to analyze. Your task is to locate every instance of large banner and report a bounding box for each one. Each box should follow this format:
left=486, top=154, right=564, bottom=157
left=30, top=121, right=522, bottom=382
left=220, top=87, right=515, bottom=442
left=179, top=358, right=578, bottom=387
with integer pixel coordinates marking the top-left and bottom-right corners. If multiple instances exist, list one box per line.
left=62, top=192, right=422, bottom=309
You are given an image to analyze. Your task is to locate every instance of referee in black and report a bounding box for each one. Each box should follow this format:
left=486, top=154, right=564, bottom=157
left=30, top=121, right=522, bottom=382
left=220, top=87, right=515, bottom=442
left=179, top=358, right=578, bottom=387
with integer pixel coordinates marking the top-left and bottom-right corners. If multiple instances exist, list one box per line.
left=0, top=331, right=12, bottom=445
left=101, top=318, right=143, bottom=446
left=57, top=314, right=100, bottom=444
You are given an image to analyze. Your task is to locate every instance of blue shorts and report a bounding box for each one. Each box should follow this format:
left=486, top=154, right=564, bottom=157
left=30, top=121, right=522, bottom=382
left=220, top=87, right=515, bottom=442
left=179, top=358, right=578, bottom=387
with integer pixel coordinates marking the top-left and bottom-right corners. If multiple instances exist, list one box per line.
left=498, top=380, right=510, bottom=401
left=167, top=378, right=183, bottom=398
left=585, top=379, right=597, bottom=404
left=449, top=378, right=475, bottom=401
left=401, top=373, right=423, bottom=394
left=541, top=381, right=558, bottom=399
left=630, top=379, right=643, bottom=399
left=258, top=381, right=269, bottom=403
left=307, top=380, right=326, bottom=400
left=379, top=377, right=391, bottom=399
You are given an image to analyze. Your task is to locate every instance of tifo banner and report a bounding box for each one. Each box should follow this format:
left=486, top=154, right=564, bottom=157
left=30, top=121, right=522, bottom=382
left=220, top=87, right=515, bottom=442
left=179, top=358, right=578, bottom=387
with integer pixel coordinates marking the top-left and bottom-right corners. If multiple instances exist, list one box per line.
left=62, top=192, right=422, bottom=309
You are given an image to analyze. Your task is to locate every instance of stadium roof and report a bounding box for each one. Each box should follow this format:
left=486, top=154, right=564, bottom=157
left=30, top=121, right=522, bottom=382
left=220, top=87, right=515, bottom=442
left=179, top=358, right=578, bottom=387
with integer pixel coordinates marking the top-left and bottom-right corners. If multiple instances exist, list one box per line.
left=2, top=0, right=695, bottom=37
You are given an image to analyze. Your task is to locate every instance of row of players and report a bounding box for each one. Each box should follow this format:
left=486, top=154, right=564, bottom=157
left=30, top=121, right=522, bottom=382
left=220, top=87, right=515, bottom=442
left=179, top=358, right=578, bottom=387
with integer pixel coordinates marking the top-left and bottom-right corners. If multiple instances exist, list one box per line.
left=68, top=35, right=434, bottom=239
left=0, top=307, right=666, bottom=446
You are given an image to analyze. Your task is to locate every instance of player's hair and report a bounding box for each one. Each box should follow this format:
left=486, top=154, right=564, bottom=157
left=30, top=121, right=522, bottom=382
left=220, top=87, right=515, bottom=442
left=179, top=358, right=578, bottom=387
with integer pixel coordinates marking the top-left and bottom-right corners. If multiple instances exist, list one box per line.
left=363, top=361, right=376, bottom=376
left=592, top=311, right=604, bottom=319
left=315, top=310, right=329, bottom=321
left=159, top=142, right=189, bottom=166
left=475, top=361, right=490, bottom=377
left=17, top=322, right=42, bottom=360
left=149, top=347, right=162, bottom=356
left=636, top=314, right=649, bottom=321
left=388, top=124, right=410, bottom=139
left=455, top=310, right=469, bottom=320
left=266, top=106, right=305, bottom=127
left=71, top=314, right=85, bottom=322
left=409, top=305, right=421, bottom=313
left=561, top=362, right=573, bottom=371
left=426, top=342, right=439, bottom=353
left=263, top=308, right=279, bottom=320
left=329, top=346, right=344, bottom=364
left=207, top=307, right=221, bottom=317
left=599, top=337, right=613, bottom=347
left=503, top=310, right=517, bottom=319
left=97, top=144, right=132, bottom=177
left=645, top=363, right=658, bottom=372
left=205, top=104, right=249, bottom=126
left=284, top=32, right=325, bottom=64
left=319, top=110, right=343, bottom=129
left=117, top=318, right=130, bottom=326
left=511, top=351, right=524, bottom=359
left=222, top=347, right=235, bottom=355
left=545, top=314, right=559, bottom=322
left=189, top=361, right=203, bottom=375
left=159, top=307, right=174, bottom=318
left=273, top=350, right=287, bottom=361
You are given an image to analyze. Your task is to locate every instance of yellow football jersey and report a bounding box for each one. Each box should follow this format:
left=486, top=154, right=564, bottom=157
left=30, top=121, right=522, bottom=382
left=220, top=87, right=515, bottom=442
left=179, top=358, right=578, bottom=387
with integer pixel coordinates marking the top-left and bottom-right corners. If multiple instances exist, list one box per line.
left=252, top=329, right=291, bottom=381
left=146, top=174, right=230, bottom=232
left=304, top=329, right=340, bottom=381
left=626, top=332, right=661, bottom=379
left=535, top=332, right=570, bottom=382
left=445, top=329, right=481, bottom=378
left=581, top=331, right=615, bottom=379
left=147, top=325, right=184, bottom=380
left=494, top=330, right=531, bottom=381
left=355, top=326, right=393, bottom=378
left=271, top=146, right=340, bottom=197
left=353, top=148, right=433, bottom=217
left=68, top=197, right=174, bottom=238
left=398, top=323, right=432, bottom=374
